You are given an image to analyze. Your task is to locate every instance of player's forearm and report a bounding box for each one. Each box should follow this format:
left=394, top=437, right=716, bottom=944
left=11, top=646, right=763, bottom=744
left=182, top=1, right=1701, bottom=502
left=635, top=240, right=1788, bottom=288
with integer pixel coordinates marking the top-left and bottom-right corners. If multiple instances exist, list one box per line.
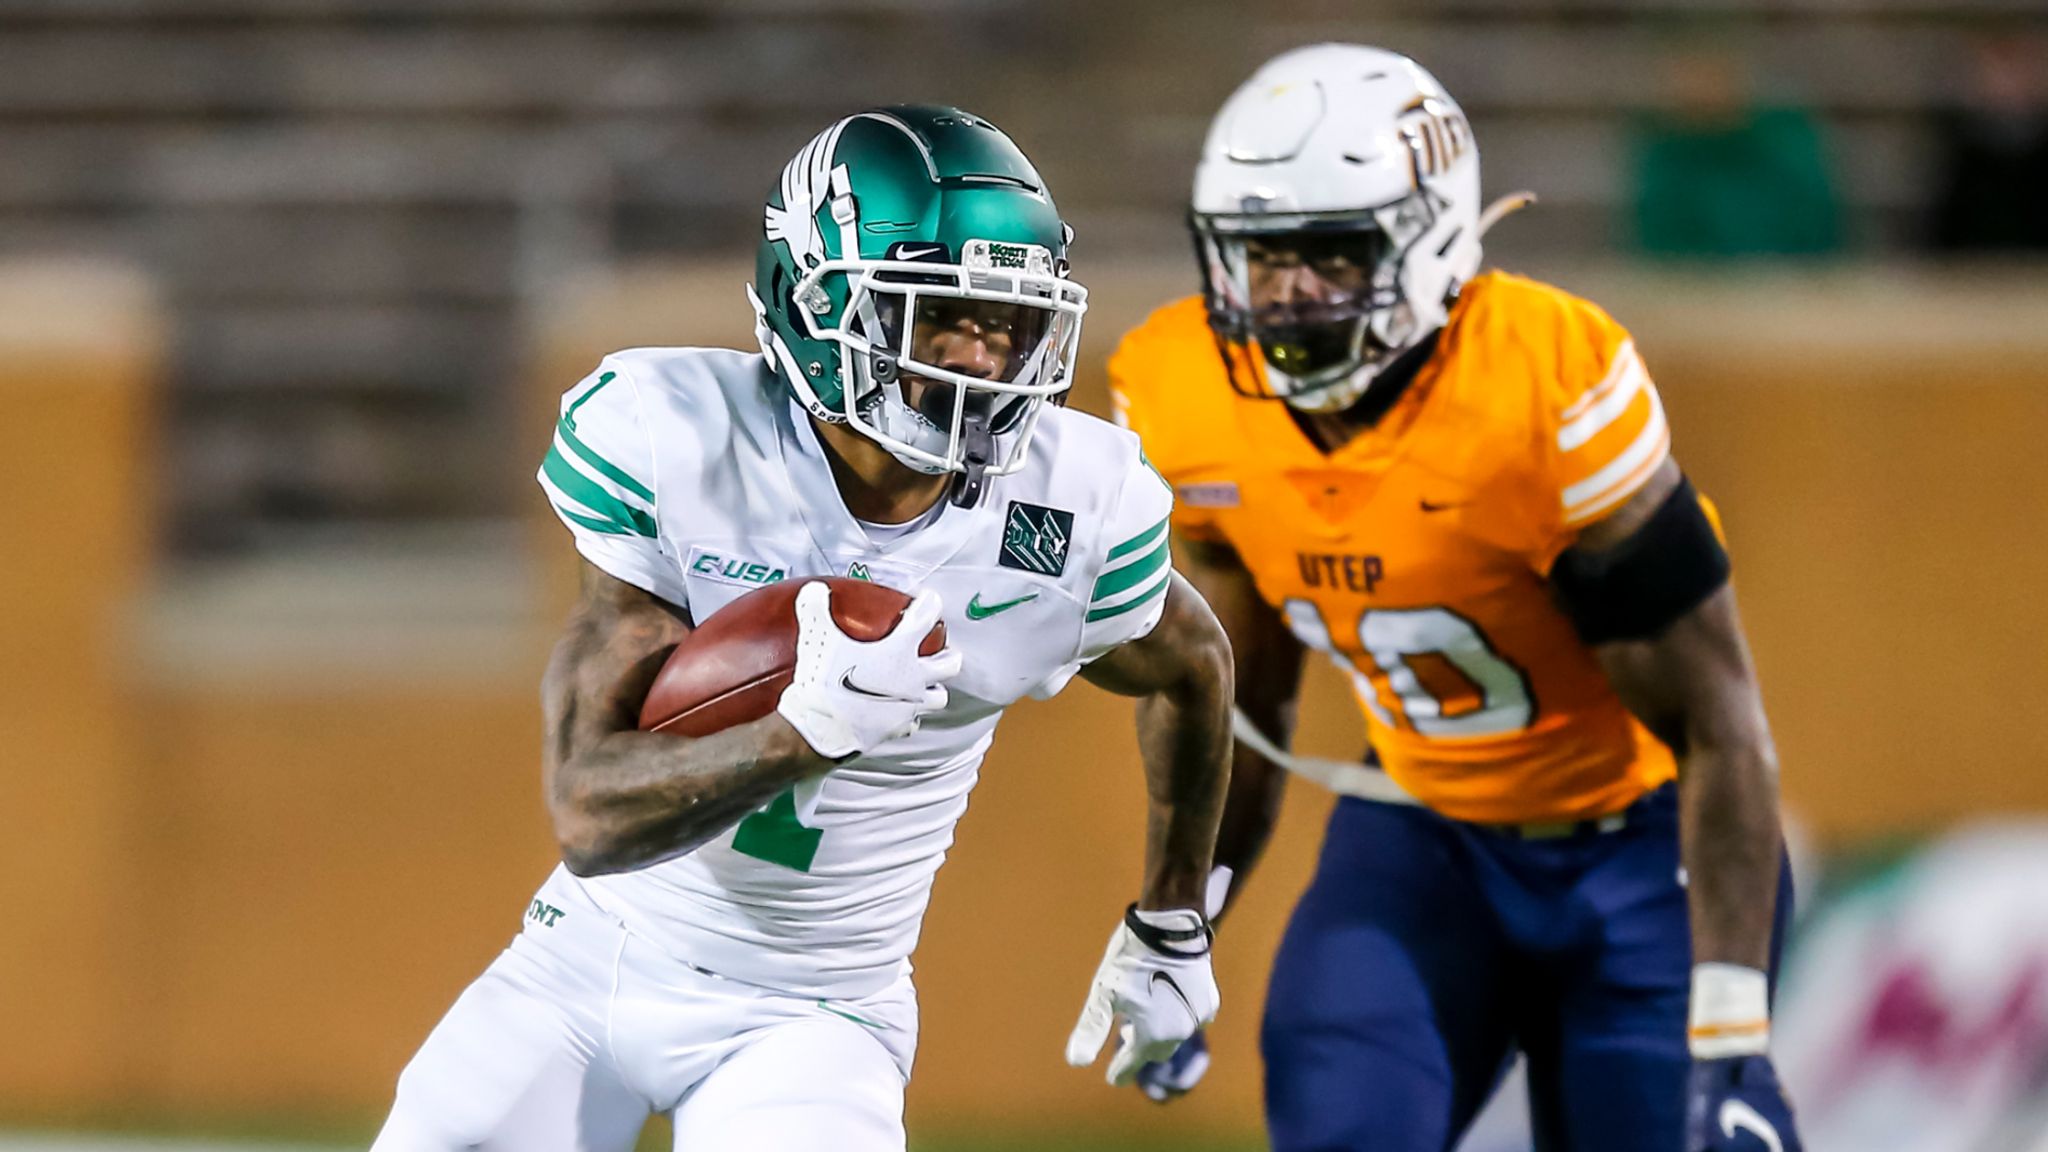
left=1678, top=735, right=1783, bottom=970
left=549, top=716, right=831, bottom=876
left=1208, top=754, right=1286, bottom=925
left=1168, top=536, right=1302, bottom=923
left=1587, top=573, right=1782, bottom=971
left=1133, top=658, right=1233, bottom=913
left=1206, top=699, right=1293, bottom=925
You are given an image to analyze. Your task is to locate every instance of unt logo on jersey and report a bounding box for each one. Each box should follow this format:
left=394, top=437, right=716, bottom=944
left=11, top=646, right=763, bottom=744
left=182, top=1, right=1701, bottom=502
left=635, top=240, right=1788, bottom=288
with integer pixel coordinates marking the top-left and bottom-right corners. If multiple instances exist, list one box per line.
left=999, top=501, right=1073, bottom=577
left=690, top=552, right=787, bottom=587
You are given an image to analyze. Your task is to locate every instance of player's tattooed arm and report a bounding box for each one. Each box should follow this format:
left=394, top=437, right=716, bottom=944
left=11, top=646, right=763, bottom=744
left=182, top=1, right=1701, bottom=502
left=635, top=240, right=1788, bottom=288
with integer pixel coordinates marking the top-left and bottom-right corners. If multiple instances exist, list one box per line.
left=1170, top=535, right=1306, bottom=924
left=1080, top=572, right=1234, bottom=913
left=542, top=560, right=833, bottom=877
left=1571, top=458, right=1784, bottom=971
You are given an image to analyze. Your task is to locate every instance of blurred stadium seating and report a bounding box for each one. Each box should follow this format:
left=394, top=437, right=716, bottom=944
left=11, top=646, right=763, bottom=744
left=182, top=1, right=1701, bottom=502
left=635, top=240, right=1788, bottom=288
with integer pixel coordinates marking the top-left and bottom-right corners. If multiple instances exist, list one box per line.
left=0, top=0, right=2037, bottom=546
left=2, top=3, right=2045, bottom=1151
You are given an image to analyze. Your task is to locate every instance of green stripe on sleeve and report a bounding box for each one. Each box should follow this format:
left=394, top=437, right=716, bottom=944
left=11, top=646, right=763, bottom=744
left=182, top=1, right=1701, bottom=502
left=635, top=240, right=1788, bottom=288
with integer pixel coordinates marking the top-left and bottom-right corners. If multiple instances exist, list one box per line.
left=563, top=370, right=616, bottom=426
left=1105, top=514, right=1170, bottom=563
left=556, top=417, right=654, bottom=502
left=1085, top=570, right=1170, bottom=623
left=1091, top=538, right=1170, bottom=602
left=542, top=444, right=656, bottom=537
left=553, top=503, right=629, bottom=536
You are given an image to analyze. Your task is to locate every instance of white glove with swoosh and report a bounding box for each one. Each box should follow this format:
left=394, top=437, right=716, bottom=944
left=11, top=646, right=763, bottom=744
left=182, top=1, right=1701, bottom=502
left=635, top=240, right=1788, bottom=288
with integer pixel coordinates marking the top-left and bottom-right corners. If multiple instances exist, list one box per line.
left=775, top=582, right=961, bottom=760
left=1065, top=906, right=1219, bottom=1086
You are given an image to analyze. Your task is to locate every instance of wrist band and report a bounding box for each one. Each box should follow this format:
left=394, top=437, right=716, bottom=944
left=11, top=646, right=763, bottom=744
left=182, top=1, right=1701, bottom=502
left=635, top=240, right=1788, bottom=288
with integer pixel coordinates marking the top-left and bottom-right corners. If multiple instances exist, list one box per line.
left=1689, top=963, right=1771, bottom=1058
left=1204, top=865, right=1234, bottom=921
left=1125, top=904, right=1213, bottom=957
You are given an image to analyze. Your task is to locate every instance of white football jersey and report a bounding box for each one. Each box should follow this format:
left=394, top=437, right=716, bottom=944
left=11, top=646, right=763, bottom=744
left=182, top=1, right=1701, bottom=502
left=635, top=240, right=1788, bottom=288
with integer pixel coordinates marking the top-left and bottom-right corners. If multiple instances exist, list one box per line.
left=535, top=346, right=1174, bottom=999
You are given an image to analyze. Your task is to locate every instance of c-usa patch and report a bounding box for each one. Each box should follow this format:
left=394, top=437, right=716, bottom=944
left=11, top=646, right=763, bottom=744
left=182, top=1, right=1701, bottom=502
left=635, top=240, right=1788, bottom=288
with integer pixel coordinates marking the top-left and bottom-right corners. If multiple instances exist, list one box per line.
left=999, top=501, right=1074, bottom=577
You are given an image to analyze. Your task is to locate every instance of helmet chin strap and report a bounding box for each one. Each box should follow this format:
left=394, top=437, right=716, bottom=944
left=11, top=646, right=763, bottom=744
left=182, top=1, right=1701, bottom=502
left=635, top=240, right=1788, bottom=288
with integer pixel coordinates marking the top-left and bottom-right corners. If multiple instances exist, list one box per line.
left=1281, top=322, right=1446, bottom=422
left=916, top=383, right=997, bottom=509
left=851, top=351, right=1001, bottom=504
left=1273, top=312, right=1404, bottom=414
left=1281, top=371, right=1374, bottom=414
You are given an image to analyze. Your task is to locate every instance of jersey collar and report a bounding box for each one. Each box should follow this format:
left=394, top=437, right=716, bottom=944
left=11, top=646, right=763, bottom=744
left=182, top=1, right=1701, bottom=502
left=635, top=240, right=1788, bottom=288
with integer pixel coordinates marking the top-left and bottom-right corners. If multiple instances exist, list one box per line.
left=775, top=398, right=981, bottom=575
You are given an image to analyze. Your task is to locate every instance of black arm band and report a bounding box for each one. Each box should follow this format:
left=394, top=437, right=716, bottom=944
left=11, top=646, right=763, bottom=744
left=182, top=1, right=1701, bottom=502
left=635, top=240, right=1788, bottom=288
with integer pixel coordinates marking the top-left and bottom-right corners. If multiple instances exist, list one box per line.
left=1123, top=903, right=1214, bottom=957
left=1551, top=474, right=1731, bottom=645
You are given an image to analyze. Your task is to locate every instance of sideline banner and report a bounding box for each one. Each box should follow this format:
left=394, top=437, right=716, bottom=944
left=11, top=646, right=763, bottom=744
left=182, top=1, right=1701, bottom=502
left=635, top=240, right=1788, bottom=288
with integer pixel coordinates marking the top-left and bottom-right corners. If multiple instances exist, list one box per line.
left=1776, top=825, right=2048, bottom=1152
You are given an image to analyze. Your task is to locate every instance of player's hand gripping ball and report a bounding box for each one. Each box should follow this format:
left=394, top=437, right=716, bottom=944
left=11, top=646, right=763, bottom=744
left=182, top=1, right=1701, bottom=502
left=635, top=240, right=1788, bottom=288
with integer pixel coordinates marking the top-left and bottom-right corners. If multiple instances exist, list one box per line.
left=639, top=578, right=958, bottom=760
left=1686, top=1055, right=1801, bottom=1152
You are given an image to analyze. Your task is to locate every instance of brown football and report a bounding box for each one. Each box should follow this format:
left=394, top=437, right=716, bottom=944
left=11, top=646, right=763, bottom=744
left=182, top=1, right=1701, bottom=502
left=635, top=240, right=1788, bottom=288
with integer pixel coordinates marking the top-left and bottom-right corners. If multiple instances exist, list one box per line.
left=637, top=577, right=946, bottom=738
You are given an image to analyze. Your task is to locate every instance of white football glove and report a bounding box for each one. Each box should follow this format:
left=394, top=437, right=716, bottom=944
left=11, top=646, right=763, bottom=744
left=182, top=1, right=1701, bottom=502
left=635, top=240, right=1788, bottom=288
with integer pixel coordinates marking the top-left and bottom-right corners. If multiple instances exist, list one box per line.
left=1065, top=906, right=1219, bottom=1086
left=775, top=582, right=961, bottom=760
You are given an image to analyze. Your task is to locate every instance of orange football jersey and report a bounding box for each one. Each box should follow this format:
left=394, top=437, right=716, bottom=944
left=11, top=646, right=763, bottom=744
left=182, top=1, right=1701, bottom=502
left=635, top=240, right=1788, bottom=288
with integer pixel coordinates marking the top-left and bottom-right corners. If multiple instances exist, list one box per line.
left=1110, top=271, right=1677, bottom=824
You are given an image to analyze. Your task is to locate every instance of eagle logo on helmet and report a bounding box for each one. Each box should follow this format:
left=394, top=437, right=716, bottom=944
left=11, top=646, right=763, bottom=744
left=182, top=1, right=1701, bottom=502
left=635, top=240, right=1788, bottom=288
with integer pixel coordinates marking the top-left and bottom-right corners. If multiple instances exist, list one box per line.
left=764, top=120, right=849, bottom=275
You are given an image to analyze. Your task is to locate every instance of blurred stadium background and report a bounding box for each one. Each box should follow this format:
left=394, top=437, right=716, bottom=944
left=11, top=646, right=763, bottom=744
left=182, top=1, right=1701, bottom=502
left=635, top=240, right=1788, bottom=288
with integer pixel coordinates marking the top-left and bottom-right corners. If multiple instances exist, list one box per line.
left=4, top=1, right=2048, bottom=1150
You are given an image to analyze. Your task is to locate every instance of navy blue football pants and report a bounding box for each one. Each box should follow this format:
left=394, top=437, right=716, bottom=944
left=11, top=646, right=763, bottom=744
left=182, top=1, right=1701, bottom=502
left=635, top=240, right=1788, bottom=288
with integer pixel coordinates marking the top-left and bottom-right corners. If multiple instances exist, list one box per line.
left=1261, top=785, right=1792, bottom=1152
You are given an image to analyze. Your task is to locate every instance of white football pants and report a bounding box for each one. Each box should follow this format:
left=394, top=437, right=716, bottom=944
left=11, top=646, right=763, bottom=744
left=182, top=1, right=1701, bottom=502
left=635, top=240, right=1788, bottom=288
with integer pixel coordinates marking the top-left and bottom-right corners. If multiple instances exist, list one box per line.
left=371, top=875, right=917, bottom=1152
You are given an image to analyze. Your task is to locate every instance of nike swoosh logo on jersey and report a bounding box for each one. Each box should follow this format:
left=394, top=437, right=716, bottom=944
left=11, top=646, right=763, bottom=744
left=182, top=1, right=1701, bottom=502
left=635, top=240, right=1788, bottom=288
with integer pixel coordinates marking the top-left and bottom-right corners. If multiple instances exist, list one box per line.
left=966, top=591, right=1039, bottom=619
left=838, top=672, right=899, bottom=700
left=1150, top=970, right=1198, bottom=1027
left=1719, top=1100, right=1784, bottom=1152
left=893, top=243, right=946, bottom=262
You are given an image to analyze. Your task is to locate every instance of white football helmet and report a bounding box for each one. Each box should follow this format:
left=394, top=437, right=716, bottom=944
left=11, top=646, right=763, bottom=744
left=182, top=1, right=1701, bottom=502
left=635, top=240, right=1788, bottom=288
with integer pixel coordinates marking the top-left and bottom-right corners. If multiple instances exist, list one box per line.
left=1191, top=44, right=1519, bottom=413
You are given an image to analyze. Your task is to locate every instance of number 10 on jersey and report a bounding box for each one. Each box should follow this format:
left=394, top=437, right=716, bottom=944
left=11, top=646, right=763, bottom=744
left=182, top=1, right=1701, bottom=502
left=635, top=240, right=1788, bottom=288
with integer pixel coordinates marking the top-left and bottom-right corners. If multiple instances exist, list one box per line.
left=1282, top=599, right=1534, bottom=739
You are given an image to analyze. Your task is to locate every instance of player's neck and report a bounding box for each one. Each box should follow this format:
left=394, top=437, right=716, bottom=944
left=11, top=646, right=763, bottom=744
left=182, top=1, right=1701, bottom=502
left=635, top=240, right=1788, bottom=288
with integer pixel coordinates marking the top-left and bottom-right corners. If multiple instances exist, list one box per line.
left=812, top=419, right=952, bottom=524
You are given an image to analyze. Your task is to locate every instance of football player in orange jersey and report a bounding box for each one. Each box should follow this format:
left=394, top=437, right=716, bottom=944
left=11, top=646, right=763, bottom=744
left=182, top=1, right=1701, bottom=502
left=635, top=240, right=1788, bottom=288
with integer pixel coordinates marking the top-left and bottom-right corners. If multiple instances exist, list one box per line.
left=1109, top=45, right=1800, bottom=1152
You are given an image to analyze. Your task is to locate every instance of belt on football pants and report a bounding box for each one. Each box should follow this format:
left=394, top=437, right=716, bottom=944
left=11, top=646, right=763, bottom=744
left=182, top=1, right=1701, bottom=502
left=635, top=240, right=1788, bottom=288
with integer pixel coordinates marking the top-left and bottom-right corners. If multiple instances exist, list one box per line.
left=1464, top=783, right=1679, bottom=841
left=1471, top=811, right=1633, bottom=841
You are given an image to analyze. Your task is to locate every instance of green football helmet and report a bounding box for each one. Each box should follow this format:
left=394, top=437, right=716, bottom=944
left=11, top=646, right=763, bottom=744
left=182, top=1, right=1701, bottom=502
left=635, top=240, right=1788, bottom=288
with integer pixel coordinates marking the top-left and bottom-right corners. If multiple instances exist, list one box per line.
left=748, top=105, right=1088, bottom=506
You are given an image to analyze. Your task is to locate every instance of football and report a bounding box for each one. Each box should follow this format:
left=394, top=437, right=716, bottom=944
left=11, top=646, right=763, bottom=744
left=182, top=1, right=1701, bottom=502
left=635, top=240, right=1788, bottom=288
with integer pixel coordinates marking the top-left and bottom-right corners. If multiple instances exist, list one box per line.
left=637, top=577, right=946, bottom=738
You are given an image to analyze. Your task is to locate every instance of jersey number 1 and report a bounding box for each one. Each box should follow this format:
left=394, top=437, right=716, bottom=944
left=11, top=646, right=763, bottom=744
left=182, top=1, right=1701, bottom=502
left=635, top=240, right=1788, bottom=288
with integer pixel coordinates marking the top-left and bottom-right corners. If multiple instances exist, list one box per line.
left=732, top=788, right=821, bottom=872
left=1284, top=599, right=1535, bottom=738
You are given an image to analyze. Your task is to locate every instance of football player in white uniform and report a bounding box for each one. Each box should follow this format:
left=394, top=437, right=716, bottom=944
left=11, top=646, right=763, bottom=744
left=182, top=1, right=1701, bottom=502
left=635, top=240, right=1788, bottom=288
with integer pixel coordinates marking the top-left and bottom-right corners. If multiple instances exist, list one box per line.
left=370, top=105, right=1233, bottom=1152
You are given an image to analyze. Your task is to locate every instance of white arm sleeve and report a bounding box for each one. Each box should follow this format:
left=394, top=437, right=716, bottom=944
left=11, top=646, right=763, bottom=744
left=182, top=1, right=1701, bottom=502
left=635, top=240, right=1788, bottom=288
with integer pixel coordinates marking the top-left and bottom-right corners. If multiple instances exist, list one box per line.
left=536, top=359, right=689, bottom=610
left=1075, top=457, right=1176, bottom=663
